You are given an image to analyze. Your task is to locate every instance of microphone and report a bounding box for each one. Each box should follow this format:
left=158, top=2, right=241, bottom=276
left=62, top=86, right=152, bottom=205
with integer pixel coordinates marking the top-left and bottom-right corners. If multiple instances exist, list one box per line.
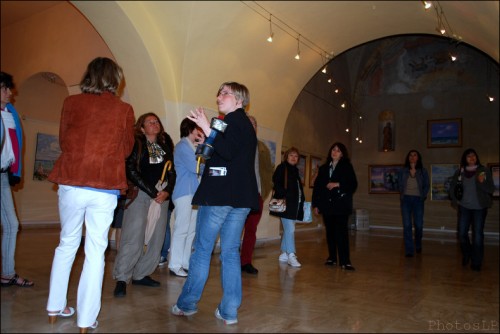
left=195, top=117, right=228, bottom=160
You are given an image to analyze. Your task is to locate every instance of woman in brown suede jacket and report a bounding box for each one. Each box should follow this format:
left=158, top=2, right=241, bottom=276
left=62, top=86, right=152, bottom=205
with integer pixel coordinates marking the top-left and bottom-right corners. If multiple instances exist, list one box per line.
left=46, top=57, right=135, bottom=332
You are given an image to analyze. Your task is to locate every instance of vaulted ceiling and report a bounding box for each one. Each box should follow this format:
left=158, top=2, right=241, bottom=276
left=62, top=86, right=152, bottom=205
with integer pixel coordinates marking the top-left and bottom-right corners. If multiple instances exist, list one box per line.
left=2, top=1, right=498, bottom=135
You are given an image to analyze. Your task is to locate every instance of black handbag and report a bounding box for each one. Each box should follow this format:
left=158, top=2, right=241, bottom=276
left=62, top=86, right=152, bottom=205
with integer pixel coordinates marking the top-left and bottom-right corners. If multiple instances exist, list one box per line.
left=454, top=176, right=463, bottom=200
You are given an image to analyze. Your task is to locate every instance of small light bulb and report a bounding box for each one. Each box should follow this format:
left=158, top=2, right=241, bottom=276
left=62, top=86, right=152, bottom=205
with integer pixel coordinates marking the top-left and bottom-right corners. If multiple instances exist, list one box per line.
left=322, top=67, right=327, bottom=74
left=341, top=103, right=346, bottom=108
left=345, top=128, right=349, bottom=132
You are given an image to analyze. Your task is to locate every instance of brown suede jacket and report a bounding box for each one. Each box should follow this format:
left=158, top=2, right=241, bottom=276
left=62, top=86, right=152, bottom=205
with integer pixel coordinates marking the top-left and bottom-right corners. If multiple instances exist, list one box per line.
left=48, top=92, right=135, bottom=190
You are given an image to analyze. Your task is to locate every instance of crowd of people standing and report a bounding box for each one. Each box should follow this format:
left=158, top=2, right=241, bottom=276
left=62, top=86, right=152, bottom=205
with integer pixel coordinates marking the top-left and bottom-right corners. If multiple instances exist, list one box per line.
left=1, top=58, right=496, bottom=331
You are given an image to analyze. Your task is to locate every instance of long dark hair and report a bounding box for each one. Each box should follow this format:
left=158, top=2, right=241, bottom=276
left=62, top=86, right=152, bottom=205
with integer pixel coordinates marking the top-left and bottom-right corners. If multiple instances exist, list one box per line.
left=133, top=112, right=170, bottom=169
left=460, top=148, right=481, bottom=167
left=325, top=142, right=350, bottom=164
left=403, top=149, right=423, bottom=169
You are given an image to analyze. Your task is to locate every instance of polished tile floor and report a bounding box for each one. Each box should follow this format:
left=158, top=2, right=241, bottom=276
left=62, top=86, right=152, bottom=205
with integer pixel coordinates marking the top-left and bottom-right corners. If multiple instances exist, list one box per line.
left=1, top=226, right=499, bottom=333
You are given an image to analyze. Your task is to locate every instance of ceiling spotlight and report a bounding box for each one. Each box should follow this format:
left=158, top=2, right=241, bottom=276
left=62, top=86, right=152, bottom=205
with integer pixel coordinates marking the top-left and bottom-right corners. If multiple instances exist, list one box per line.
left=488, top=96, right=495, bottom=102
left=345, top=128, right=349, bottom=132
left=355, top=137, right=359, bottom=141
left=359, top=115, right=363, bottom=119
left=322, top=66, right=327, bottom=74
left=334, top=88, right=339, bottom=94
left=341, top=102, right=346, bottom=108
left=450, top=54, right=457, bottom=62
left=295, top=35, right=301, bottom=60
left=327, top=78, right=332, bottom=83
left=267, top=15, right=274, bottom=43
left=423, top=1, right=432, bottom=10
left=359, top=139, right=363, bottom=143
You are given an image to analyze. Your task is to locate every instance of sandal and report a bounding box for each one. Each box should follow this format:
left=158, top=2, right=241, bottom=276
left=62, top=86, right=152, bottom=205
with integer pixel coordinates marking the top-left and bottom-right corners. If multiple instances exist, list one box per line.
left=48, top=306, right=75, bottom=324
left=0, top=274, right=34, bottom=287
left=80, top=320, right=98, bottom=333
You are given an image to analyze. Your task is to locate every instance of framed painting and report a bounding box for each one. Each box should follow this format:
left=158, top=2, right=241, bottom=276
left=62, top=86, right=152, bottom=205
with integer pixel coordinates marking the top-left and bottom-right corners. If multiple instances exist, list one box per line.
left=488, top=163, right=499, bottom=199
left=430, top=164, right=459, bottom=200
left=297, top=154, right=306, bottom=185
left=309, top=156, right=322, bottom=188
left=427, top=118, right=462, bottom=148
left=368, top=164, right=403, bottom=194
left=33, top=133, right=61, bottom=181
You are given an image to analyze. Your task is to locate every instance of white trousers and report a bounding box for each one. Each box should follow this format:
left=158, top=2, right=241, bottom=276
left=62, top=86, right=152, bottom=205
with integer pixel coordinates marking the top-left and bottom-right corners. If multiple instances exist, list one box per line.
left=47, top=185, right=116, bottom=328
left=169, top=195, right=197, bottom=270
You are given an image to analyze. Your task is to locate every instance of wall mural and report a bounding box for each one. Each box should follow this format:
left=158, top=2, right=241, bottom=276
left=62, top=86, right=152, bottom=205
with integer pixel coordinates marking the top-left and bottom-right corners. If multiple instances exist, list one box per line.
left=358, top=36, right=482, bottom=96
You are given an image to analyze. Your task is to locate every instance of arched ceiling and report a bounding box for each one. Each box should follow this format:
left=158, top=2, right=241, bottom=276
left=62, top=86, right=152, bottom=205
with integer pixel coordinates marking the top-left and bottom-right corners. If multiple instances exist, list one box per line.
left=3, top=1, right=498, bottom=137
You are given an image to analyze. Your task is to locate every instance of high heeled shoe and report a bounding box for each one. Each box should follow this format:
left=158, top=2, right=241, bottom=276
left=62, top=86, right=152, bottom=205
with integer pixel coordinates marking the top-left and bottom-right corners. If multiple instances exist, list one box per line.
left=79, top=320, right=98, bottom=333
left=48, top=306, right=75, bottom=324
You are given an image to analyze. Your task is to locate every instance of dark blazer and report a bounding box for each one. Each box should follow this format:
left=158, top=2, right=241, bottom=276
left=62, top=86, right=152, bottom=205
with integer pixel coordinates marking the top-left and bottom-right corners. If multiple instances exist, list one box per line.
left=270, top=162, right=305, bottom=220
left=192, top=108, right=259, bottom=210
left=312, top=158, right=357, bottom=216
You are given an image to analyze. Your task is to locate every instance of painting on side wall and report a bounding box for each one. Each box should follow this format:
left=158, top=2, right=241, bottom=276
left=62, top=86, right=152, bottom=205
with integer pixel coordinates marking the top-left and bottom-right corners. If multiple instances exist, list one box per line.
left=488, top=163, right=499, bottom=199
left=368, top=165, right=403, bottom=194
left=33, top=133, right=61, bottom=181
left=297, top=154, right=306, bottom=185
left=309, top=156, right=322, bottom=188
left=430, top=164, right=459, bottom=200
left=427, top=118, right=462, bottom=148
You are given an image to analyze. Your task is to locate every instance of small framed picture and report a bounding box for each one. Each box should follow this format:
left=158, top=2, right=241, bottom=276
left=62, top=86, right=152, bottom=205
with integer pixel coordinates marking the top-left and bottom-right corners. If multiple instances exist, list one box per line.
left=297, top=154, right=306, bottom=185
left=309, top=156, right=322, bottom=188
left=430, top=164, right=459, bottom=200
left=368, top=164, right=403, bottom=194
left=427, top=118, right=462, bottom=148
left=488, top=163, right=499, bottom=199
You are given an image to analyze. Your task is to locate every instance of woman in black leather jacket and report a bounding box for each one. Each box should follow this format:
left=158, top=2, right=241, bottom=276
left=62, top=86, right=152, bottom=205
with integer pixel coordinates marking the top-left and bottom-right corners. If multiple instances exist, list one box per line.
left=112, top=112, right=176, bottom=297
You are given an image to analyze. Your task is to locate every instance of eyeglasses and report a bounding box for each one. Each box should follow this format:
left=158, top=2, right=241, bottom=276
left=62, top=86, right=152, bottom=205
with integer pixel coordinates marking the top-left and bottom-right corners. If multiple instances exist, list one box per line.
left=217, top=90, right=235, bottom=97
left=144, top=120, right=160, bottom=126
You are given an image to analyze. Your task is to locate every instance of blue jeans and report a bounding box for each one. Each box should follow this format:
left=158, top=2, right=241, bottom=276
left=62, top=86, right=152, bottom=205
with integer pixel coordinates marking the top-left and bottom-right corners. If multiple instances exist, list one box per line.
left=280, top=218, right=296, bottom=254
left=401, top=195, right=424, bottom=255
left=160, top=209, right=172, bottom=258
left=1, top=172, right=19, bottom=277
left=458, top=206, right=487, bottom=267
left=176, top=205, right=250, bottom=321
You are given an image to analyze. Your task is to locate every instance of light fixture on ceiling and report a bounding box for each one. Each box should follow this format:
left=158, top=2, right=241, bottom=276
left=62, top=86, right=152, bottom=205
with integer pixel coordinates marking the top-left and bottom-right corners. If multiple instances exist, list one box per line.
left=488, top=95, right=495, bottom=102
left=450, top=54, right=457, bottom=62
left=295, top=35, right=301, bottom=60
left=341, top=102, right=346, bottom=108
left=345, top=128, right=349, bottom=132
left=334, top=88, right=339, bottom=93
left=267, top=14, right=274, bottom=43
left=322, top=66, right=327, bottom=74
left=422, top=1, right=432, bottom=10
left=243, top=2, right=331, bottom=66
left=327, top=78, right=332, bottom=83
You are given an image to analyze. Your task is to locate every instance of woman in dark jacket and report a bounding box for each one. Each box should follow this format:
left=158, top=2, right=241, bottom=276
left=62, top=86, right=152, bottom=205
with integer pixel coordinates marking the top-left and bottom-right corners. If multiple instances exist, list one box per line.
left=271, top=147, right=305, bottom=267
left=449, top=148, right=494, bottom=271
left=312, top=142, right=357, bottom=270
left=113, top=112, right=176, bottom=297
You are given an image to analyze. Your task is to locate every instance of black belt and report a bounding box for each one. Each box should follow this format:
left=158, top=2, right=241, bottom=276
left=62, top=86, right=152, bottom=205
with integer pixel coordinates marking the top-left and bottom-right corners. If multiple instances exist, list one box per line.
left=0, top=168, right=9, bottom=173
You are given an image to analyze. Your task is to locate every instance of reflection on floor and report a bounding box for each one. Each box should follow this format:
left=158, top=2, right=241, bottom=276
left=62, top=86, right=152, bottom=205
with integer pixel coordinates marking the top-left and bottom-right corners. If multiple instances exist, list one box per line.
left=1, top=226, right=499, bottom=333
